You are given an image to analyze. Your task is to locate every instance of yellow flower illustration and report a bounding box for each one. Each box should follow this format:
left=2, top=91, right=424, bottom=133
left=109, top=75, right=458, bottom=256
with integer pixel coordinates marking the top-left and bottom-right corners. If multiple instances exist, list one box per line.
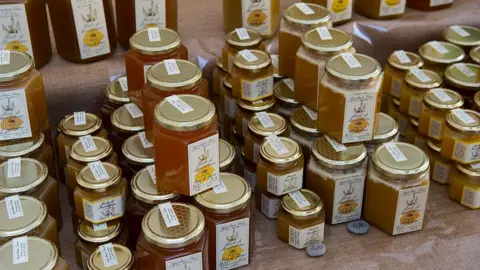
left=338, top=200, right=358, bottom=214
left=331, top=0, right=349, bottom=13
left=5, top=41, right=28, bottom=53
left=348, top=117, right=369, bottom=133
left=195, top=165, right=214, bottom=183
left=83, top=29, right=104, bottom=48
left=1, top=116, right=23, bottom=131
left=385, top=0, right=400, bottom=6
left=222, top=245, right=244, bottom=262
left=247, top=10, right=267, bottom=26
left=400, top=210, right=420, bottom=225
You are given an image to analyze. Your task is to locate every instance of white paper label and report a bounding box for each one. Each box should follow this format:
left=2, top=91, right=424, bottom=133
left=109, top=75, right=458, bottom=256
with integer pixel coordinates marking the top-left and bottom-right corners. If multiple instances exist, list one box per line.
left=99, top=243, right=118, bottom=267
left=379, top=0, right=406, bottom=17
left=12, top=236, right=28, bottom=264
left=241, top=76, right=274, bottom=101
left=430, top=0, right=454, bottom=7
left=216, top=218, right=250, bottom=269
left=394, top=50, right=411, bottom=64
left=289, top=191, right=311, bottom=208
left=325, top=135, right=347, bottom=152
left=289, top=224, right=324, bottom=249
left=80, top=135, right=98, bottom=152
left=253, top=142, right=260, bottom=163
left=138, top=131, right=153, bottom=148
left=261, top=193, right=280, bottom=218
left=125, top=103, right=143, bottom=118
left=242, top=117, right=249, bottom=138
left=384, top=142, right=408, bottom=162
left=316, top=26, right=332, bottom=40
left=265, top=135, right=289, bottom=155
left=0, top=5, right=33, bottom=61
left=408, top=97, right=422, bottom=118
left=147, top=27, right=161, bottom=41
left=411, top=69, right=431, bottom=83
left=455, top=63, right=475, bottom=77
left=188, top=134, right=220, bottom=195
left=244, top=168, right=256, bottom=189
left=267, top=169, right=303, bottom=196
left=393, top=185, right=429, bottom=235
left=147, top=165, right=156, bottom=183
left=135, top=0, right=166, bottom=30
left=224, top=94, right=237, bottom=118
left=452, top=109, right=475, bottom=124
left=295, top=3, right=315, bottom=15
left=256, top=112, right=275, bottom=128
left=166, top=95, right=194, bottom=114
left=118, top=77, right=128, bottom=91
left=0, top=89, right=32, bottom=141
left=429, top=41, right=449, bottom=54
left=93, top=222, right=108, bottom=231
left=238, top=49, right=258, bottom=62
left=241, top=0, right=272, bottom=36
left=164, top=59, right=181, bottom=75
left=391, top=78, right=403, bottom=97
left=461, top=186, right=480, bottom=209
left=74, top=111, right=87, bottom=126
left=303, top=106, right=317, bottom=120
left=7, top=157, right=21, bottom=178
left=453, top=142, right=480, bottom=163
left=332, top=172, right=366, bottom=224
left=165, top=253, right=203, bottom=270
left=428, top=117, right=444, bottom=140
left=341, top=90, right=378, bottom=143
left=450, top=25, right=470, bottom=37
left=158, top=202, right=180, bottom=227
left=432, top=89, right=452, bottom=102
left=432, top=161, right=451, bottom=184
left=5, top=195, right=23, bottom=219
left=213, top=178, right=228, bottom=194
left=143, top=64, right=152, bottom=83
left=235, top=28, right=250, bottom=40
left=327, top=0, right=353, bottom=23
left=283, top=78, right=295, bottom=92
left=87, top=161, right=109, bottom=181
left=0, top=50, right=10, bottom=65
left=341, top=53, right=361, bottom=68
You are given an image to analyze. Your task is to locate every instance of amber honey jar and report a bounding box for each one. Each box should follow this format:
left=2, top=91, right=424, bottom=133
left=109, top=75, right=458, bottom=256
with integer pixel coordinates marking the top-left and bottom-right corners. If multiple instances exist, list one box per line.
left=388, top=98, right=409, bottom=137
left=365, top=113, right=399, bottom=156
left=213, top=57, right=228, bottom=95
left=153, top=95, right=220, bottom=196
left=136, top=203, right=208, bottom=269
left=471, top=46, right=480, bottom=65
left=407, top=0, right=454, bottom=10
left=355, top=0, right=406, bottom=20
left=289, top=106, right=322, bottom=162
left=221, top=75, right=237, bottom=141
left=443, top=63, right=480, bottom=101
left=418, top=41, right=465, bottom=76
left=425, top=139, right=453, bottom=185
left=194, top=173, right=253, bottom=269
left=222, top=29, right=265, bottom=73
left=102, top=76, right=131, bottom=132
left=48, top=0, right=117, bottom=63
left=235, top=97, right=276, bottom=139
left=364, top=143, right=430, bottom=235
left=273, top=79, right=300, bottom=119
left=255, top=184, right=280, bottom=219
left=237, top=153, right=258, bottom=190
left=120, top=133, right=154, bottom=180
left=110, top=104, right=145, bottom=155
left=443, top=25, right=480, bottom=50
left=295, top=27, right=353, bottom=110
left=279, top=3, right=331, bottom=79
left=87, top=243, right=135, bottom=270
left=417, top=88, right=464, bottom=141
left=317, top=53, right=383, bottom=144
left=405, top=118, right=427, bottom=150
left=277, top=189, right=325, bottom=249
left=302, top=0, right=353, bottom=25
left=448, top=163, right=480, bottom=209
left=125, top=27, right=188, bottom=106
left=219, top=139, right=236, bottom=173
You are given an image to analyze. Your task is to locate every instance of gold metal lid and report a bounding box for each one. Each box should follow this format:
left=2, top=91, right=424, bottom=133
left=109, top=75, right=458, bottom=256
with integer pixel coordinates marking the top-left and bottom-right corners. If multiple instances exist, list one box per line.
left=194, top=173, right=251, bottom=214
left=57, top=113, right=102, bottom=137
left=238, top=96, right=276, bottom=112
left=0, top=158, right=48, bottom=194
left=326, top=53, right=382, bottom=86
left=105, top=76, right=131, bottom=105
left=426, top=139, right=441, bottom=153
left=131, top=167, right=179, bottom=205
left=70, top=137, right=113, bottom=163
left=445, top=109, right=480, bottom=135
left=122, top=134, right=154, bottom=164
left=290, top=107, right=321, bottom=135
left=372, top=142, right=429, bottom=180
left=471, top=46, right=480, bottom=64
left=78, top=221, right=123, bottom=243
left=301, top=28, right=353, bottom=55
left=77, top=163, right=122, bottom=192
left=225, top=29, right=262, bottom=49
left=443, top=25, right=480, bottom=47
left=444, top=63, right=480, bottom=90
left=0, top=51, right=33, bottom=83
left=404, top=69, right=442, bottom=89
left=387, top=51, right=424, bottom=71
left=0, top=133, right=44, bottom=158
left=423, top=88, right=464, bottom=110
left=456, top=163, right=480, bottom=178
left=142, top=203, right=205, bottom=249
left=233, top=50, right=271, bottom=72
left=283, top=3, right=331, bottom=30
left=312, top=136, right=366, bottom=170
left=111, top=105, right=145, bottom=132
left=0, top=196, right=47, bottom=238
left=0, top=237, right=58, bottom=270
left=260, top=137, right=302, bottom=164
left=130, top=27, right=182, bottom=55
left=371, top=113, right=398, bottom=143
left=154, top=95, right=216, bottom=132
left=418, top=41, right=465, bottom=64
left=274, top=79, right=299, bottom=105
left=147, top=60, right=202, bottom=91
left=248, top=113, right=288, bottom=137
left=219, top=139, right=235, bottom=171
left=223, top=74, right=232, bottom=90
left=216, top=57, right=227, bottom=72
left=88, top=244, right=134, bottom=270
left=281, top=189, right=323, bottom=220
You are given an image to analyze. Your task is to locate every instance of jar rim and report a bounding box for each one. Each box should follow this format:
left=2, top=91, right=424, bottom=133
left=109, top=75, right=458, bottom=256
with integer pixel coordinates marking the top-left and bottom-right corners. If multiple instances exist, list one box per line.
left=248, top=113, right=288, bottom=137
left=281, top=189, right=323, bottom=219
left=312, top=136, right=366, bottom=170
left=260, top=137, right=302, bottom=164
left=57, top=113, right=102, bottom=137
left=404, top=69, right=442, bottom=89
left=76, top=162, right=122, bottom=191
left=88, top=243, right=135, bottom=270
left=445, top=109, right=480, bottom=135
left=274, top=79, right=299, bottom=105
left=111, top=105, right=145, bottom=132
left=418, top=41, right=465, bottom=64
left=130, top=27, right=182, bottom=55
left=423, top=88, right=464, bottom=111
left=325, top=53, right=382, bottom=86
left=387, top=51, right=424, bottom=71
left=131, top=167, right=179, bottom=205
left=104, top=76, right=131, bottom=105
left=78, top=221, right=123, bottom=243
left=0, top=51, right=33, bottom=83
left=290, top=107, right=321, bottom=135
left=0, top=133, right=44, bottom=158
left=70, top=136, right=113, bottom=163
left=121, top=134, right=155, bottom=164
left=219, top=139, right=235, bottom=172
left=0, top=237, right=58, bottom=269
left=301, top=28, right=353, bottom=56
left=225, top=28, right=262, bottom=49
left=233, top=50, right=272, bottom=72
left=443, top=25, right=480, bottom=47
left=0, top=196, right=47, bottom=238
left=283, top=3, right=331, bottom=30
left=238, top=96, right=276, bottom=111
left=444, top=63, right=480, bottom=90
left=0, top=158, right=48, bottom=194
left=147, top=60, right=202, bottom=91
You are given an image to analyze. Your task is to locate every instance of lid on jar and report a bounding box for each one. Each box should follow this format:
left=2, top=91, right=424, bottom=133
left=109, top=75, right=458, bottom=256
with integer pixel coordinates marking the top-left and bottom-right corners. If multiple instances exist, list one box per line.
left=423, top=88, right=464, bottom=110
left=404, top=69, right=442, bottom=90
left=77, top=162, right=122, bottom=192
left=281, top=189, right=323, bottom=220
left=216, top=57, right=227, bottom=72
left=443, top=25, right=480, bottom=48
left=290, top=107, right=321, bottom=135
left=387, top=51, right=424, bottom=71
left=238, top=96, right=276, bottom=112
left=0, top=158, right=48, bottom=194
left=426, top=139, right=441, bottom=153
left=283, top=3, right=331, bottom=30
left=70, top=137, right=113, bottom=163
left=312, top=136, right=366, bottom=170
left=233, top=50, right=272, bottom=72
left=471, top=46, right=480, bottom=65
left=194, top=173, right=251, bottom=214
left=105, top=76, right=131, bottom=105
left=0, top=196, right=47, bottom=238
left=418, top=41, right=465, bottom=64
left=57, top=113, right=102, bottom=137
left=88, top=244, right=134, bottom=270
left=131, top=167, right=179, bottom=205
left=372, top=142, right=429, bottom=180
left=225, top=29, right=262, bottom=49
left=456, top=163, right=480, bottom=178
left=445, top=109, right=480, bottom=135
left=371, top=113, right=398, bottom=144
left=147, top=60, right=202, bottom=91
left=111, top=105, right=145, bottom=132
left=223, top=74, right=232, bottom=91
left=0, top=133, right=44, bottom=159
left=0, top=237, right=58, bottom=270
left=142, top=203, right=205, bottom=249
left=301, top=28, right=353, bottom=56
left=130, top=27, right=182, bottom=55
left=219, top=139, right=235, bottom=172
left=260, top=137, right=302, bottom=164
left=155, top=95, right=216, bottom=132
left=78, top=221, right=123, bottom=243
left=122, top=134, right=154, bottom=165
left=444, top=63, right=480, bottom=91
left=325, top=53, right=382, bottom=86
left=274, top=79, right=299, bottom=105
left=248, top=113, right=288, bottom=137
left=0, top=51, right=33, bottom=82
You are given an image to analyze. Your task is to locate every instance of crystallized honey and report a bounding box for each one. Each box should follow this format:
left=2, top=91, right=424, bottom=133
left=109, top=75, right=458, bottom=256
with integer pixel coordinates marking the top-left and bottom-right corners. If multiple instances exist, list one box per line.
left=425, top=139, right=453, bottom=185
left=404, top=118, right=427, bottom=150
left=448, top=163, right=480, bottom=209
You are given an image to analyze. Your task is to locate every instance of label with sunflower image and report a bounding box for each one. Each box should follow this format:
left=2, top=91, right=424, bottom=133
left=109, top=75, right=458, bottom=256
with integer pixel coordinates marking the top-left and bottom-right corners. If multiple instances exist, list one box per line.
left=327, top=0, right=352, bottom=23
left=216, top=218, right=250, bottom=270
left=0, top=4, right=33, bottom=61
left=71, top=0, right=111, bottom=60
left=0, top=89, right=32, bottom=141
left=331, top=172, right=366, bottom=224
left=341, top=90, right=378, bottom=144
left=135, top=0, right=166, bottom=31
left=393, top=185, right=429, bottom=235
left=188, top=134, right=220, bottom=195
left=289, top=223, right=324, bottom=249
left=379, top=0, right=406, bottom=17
left=241, top=0, right=271, bottom=36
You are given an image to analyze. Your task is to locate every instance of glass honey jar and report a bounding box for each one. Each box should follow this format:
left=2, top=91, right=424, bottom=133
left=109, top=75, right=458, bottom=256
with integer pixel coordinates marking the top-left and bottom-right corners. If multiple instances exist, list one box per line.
left=235, top=97, right=276, bottom=139
left=221, top=75, right=237, bottom=141
left=418, top=41, right=465, bottom=76
left=237, top=153, right=257, bottom=190
left=302, top=0, right=353, bottom=25
left=102, top=76, right=131, bottom=132
left=116, top=0, right=178, bottom=49
left=364, top=142, right=430, bottom=235
left=448, top=163, right=480, bottom=209
left=277, top=189, right=325, bottom=249
left=279, top=3, right=331, bottom=79
left=388, top=98, right=409, bottom=137
left=87, top=243, right=135, bottom=270
left=425, top=139, right=453, bottom=185
left=317, top=53, right=383, bottom=144
left=365, top=113, right=399, bottom=156
left=110, top=104, right=145, bottom=155
left=355, top=0, right=406, bottom=20
left=48, top=0, right=117, bottom=63
left=222, top=29, right=265, bottom=73
left=213, top=57, right=228, bottom=95
left=273, top=79, right=300, bottom=118
left=399, top=69, right=442, bottom=118
left=120, top=133, right=154, bottom=181
left=136, top=203, right=208, bottom=269
left=255, top=184, right=281, bottom=219
left=194, top=173, right=253, bottom=269
left=471, top=46, right=480, bottom=65
left=443, top=25, right=480, bottom=50
left=219, top=139, right=236, bottom=173
left=153, top=95, right=220, bottom=196
left=407, top=0, right=454, bottom=10
left=125, top=27, right=188, bottom=106
left=443, top=63, right=480, bottom=102
left=289, top=106, right=322, bottom=163
left=405, top=118, right=427, bottom=150
left=295, top=27, right=353, bottom=110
